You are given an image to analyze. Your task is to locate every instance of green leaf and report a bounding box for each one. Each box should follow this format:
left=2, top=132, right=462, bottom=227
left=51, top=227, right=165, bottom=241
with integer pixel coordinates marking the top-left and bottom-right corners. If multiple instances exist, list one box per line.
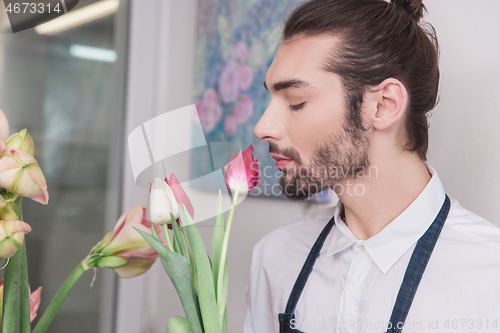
left=3, top=246, right=21, bottom=333
left=135, top=227, right=203, bottom=333
left=19, top=242, right=31, bottom=333
left=179, top=203, right=222, bottom=333
left=222, top=306, right=228, bottom=333
left=17, top=198, right=31, bottom=333
left=171, top=213, right=187, bottom=259
left=211, top=190, right=225, bottom=297
left=166, top=316, right=193, bottom=333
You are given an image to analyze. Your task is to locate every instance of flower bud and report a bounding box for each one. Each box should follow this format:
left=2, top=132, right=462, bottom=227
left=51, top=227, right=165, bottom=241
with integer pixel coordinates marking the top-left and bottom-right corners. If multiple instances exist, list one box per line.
left=224, top=144, right=260, bottom=193
left=5, top=129, right=35, bottom=157
left=83, top=205, right=161, bottom=278
left=0, top=219, right=31, bottom=258
left=0, top=149, right=48, bottom=205
left=150, top=177, right=179, bottom=225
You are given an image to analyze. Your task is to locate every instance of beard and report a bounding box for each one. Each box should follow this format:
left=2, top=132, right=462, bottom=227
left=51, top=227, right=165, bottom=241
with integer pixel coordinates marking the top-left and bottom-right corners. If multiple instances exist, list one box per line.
left=271, top=116, right=370, bottom=201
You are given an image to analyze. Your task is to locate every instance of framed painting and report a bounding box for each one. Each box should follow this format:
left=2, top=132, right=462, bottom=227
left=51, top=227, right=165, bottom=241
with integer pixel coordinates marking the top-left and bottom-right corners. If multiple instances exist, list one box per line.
left=191, top=0, right=333, bottom=202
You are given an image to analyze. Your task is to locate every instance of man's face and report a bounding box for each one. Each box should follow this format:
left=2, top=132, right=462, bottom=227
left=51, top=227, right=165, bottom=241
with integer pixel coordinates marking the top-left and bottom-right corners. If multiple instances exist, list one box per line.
left=254, top=35, right=370, bottom=200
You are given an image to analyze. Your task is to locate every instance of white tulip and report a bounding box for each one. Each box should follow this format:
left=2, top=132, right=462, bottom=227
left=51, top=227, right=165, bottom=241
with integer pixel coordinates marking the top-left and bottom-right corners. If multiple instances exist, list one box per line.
left=149, top=177, right=180, bottom=225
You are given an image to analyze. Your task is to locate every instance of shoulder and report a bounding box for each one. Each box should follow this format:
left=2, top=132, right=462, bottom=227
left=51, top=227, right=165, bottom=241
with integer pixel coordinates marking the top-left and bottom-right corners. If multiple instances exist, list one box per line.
left=251, top=205, right=337, bottom=268
left=441, top=197, right=500, bottom=253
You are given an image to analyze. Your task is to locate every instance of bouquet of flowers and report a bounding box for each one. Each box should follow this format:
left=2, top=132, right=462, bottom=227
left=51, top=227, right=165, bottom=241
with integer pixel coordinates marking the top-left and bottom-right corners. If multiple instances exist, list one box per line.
left=138, top=144, right=260, bottom=333
left=0, top=107, right=260, bottom=333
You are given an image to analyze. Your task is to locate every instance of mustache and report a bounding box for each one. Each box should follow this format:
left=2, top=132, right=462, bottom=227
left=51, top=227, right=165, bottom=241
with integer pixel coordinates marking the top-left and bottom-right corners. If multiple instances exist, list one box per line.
left=269, top=142, right=303, bottom=164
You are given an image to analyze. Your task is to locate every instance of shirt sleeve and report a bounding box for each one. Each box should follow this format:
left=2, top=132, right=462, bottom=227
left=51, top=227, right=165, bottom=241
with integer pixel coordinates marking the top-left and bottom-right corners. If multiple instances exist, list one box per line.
left=243, top=238, right=278, bottom=333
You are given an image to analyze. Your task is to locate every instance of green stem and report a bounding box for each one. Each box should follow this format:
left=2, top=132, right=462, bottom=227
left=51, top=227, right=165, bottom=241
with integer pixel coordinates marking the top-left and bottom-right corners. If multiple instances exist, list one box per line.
left=216, top=189, right=239, bottom=322
left=163, top=223, right=174, bottom=251
left=2, top=249, right=21, bottom=333
left=17, top=198, right=31, bottom=333
left=19, top=242, right=31, bottom=333
left=32, top=263, right=86, bottom=333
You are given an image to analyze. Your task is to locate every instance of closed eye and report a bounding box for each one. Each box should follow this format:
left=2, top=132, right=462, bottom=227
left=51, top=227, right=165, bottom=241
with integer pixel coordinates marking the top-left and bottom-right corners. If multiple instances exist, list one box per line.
left=289, top=102, right=305, bottom=111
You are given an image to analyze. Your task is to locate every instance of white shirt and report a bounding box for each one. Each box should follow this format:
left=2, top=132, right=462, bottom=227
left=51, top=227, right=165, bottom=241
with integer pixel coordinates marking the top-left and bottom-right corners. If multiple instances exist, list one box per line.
left=244, top=164, right=500, bottom=333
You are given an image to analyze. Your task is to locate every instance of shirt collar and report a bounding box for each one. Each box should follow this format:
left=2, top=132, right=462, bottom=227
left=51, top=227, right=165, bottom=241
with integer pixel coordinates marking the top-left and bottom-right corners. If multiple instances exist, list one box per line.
left=325, top=163, right=446, bottom=275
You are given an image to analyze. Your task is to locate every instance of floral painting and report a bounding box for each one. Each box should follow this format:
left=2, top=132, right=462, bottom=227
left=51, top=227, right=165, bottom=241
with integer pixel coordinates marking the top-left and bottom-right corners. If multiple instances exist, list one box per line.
left=191, top=0, right=333, bottom=202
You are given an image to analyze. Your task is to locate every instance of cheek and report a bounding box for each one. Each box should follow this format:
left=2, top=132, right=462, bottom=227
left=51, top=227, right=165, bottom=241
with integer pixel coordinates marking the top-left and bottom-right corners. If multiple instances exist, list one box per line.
left=287, top=99, right=345, bottom=158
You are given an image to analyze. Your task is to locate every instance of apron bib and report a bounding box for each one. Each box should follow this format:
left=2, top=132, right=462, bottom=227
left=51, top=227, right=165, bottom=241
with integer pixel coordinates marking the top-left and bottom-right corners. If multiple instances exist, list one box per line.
left=278, top=194, right=451, bottom=333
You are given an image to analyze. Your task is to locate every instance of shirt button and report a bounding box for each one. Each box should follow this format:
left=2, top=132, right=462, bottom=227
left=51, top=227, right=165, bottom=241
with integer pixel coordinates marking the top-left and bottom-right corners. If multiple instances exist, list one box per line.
left=346, top=289, right=356, bottom=298
left=354, top=244, right=365, bottom=253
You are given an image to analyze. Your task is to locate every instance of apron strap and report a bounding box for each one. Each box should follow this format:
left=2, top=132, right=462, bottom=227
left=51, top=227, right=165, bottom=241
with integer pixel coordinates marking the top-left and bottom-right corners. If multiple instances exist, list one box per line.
left=284, top=215, right=336, bottom=314
left=386, top=194, right=451, bottom=333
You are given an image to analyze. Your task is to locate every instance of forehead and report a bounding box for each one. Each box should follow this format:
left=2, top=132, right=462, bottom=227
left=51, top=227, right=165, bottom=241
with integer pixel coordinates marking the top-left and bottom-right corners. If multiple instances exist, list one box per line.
left=265, top=35, right=339, bottom=90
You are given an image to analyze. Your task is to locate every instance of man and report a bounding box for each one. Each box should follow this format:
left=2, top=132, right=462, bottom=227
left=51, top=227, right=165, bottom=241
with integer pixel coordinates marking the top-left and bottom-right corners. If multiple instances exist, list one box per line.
left=244, top=0, right=500, bottom=332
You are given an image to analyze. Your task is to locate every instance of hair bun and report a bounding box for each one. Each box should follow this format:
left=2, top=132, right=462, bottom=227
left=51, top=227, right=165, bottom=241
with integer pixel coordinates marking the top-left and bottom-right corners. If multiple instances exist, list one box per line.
left=391, top=0, right=426, bottom=21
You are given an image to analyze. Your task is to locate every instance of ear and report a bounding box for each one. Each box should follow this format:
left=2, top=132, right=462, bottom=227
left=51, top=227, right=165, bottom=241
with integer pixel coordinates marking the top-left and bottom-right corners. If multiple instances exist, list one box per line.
left=365, top=78, right=408, bottom=131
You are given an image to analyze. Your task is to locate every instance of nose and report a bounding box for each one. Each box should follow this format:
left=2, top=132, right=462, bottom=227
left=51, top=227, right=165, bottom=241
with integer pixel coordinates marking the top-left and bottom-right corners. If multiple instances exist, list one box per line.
left=254, top=101, right=284, bottom=143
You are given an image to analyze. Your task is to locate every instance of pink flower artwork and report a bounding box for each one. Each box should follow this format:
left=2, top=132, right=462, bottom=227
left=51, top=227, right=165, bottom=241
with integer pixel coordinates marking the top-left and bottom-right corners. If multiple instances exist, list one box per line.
left=233, top=41, right=248, bottom=62
left=238, top=65, right=254, bottom=91
left=235, top=95, right=253, bottom=124
left=196, top=88, right=222, bottom=133
left=218, top=61, right=239, bottom=104
left=224, top=114, right=239, bottom=137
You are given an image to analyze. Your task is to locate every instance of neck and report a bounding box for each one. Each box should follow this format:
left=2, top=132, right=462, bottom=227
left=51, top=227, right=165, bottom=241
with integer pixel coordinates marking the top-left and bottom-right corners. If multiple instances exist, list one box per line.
left=335, top=153, right=431, bottom=240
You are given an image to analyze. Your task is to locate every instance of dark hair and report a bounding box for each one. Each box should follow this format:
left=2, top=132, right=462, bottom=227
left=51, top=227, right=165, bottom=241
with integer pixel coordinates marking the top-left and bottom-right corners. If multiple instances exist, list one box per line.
left=283, top=0, right=440, bottom=161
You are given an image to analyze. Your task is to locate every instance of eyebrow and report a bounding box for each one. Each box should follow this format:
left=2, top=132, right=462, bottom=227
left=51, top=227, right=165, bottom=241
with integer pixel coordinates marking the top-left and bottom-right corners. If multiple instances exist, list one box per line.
left=263, top=79, right=314, bottom=93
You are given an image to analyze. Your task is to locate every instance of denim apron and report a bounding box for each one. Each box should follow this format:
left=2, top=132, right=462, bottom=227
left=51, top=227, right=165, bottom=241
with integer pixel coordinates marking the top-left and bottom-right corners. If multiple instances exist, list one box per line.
left=278, top=194, right=451, bottom=333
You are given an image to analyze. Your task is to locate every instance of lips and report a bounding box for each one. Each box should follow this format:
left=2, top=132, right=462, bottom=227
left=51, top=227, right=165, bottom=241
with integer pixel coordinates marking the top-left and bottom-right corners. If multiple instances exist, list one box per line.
left=270, top=153, right=294, bottom=169
left=270, top=153, right=293, bottom=161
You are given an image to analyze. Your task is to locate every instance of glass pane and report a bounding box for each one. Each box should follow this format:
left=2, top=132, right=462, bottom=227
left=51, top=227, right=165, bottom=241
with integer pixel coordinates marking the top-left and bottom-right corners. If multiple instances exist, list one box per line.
left=0, top=1, right=127, bottom=332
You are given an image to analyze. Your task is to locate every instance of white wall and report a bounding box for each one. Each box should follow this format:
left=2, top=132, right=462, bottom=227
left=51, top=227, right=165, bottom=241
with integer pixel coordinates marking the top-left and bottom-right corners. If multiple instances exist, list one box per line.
left=425, top=1, right=500, bottom=226
left=116, top=1, right=500, bottom=332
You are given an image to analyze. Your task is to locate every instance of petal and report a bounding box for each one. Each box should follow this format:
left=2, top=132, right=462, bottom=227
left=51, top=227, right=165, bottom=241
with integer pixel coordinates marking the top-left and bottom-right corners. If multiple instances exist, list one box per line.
left=102, top=216, right=157, bottom=257
left=163, top=181, right=179, bottom=219
left=29, top=286, right=42, bottom=323
left=111, top=204, right=144, bottom=240
left=0, top=109, right=9, bottom=143
left=168, top=173, right=194, bottom=219
left=112, top=254, right=158, bottom=278
left=224, top=145, right=260, bottom=193
left=150, top=178, right=177, bottom=224
left=5, top=129, right=35, bottom=156
left=0, top=149, right=48, bottom=205
left=0, top=219, right=31, bottom=258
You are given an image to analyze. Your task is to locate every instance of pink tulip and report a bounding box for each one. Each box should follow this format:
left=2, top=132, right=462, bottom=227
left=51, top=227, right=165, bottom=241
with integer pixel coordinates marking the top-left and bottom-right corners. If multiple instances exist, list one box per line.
left=86, top=205, right=161, bottom=278
left=149, top=174, right=194, bottom=229
left=0, top=219, right=32, bottom=258
left=224, top=145, right=260, bottom=193
left=29, top=286, right=42, bottom=322
left=0, top=149, right=48, bottom=205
